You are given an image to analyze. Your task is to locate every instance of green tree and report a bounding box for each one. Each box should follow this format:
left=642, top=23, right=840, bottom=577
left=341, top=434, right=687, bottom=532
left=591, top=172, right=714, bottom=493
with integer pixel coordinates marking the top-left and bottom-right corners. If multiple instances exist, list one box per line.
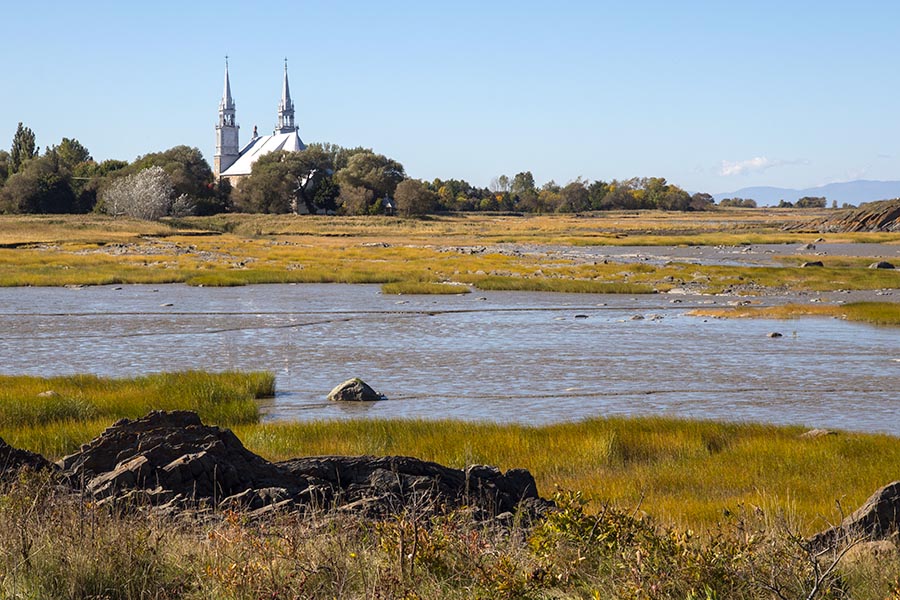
left=9, top=122, right=38, bottom=175
left=0, top=151, right=77, bottom=214
left=795, top=196, right=826, bottom=208
left=506, top=171, right=536, bottom=211
left=233, top=148, right=335, bottom=214
left=588, top=180, right=610, bottom=210
left=334, top=150, right=405, bottom=211
left=394, top=178, right=438, bottom=217
left=0, top=151, right=9, bottom=188
left=52, top=138, right=92, bottom=169
left=558, top=179, right=591, bottom=212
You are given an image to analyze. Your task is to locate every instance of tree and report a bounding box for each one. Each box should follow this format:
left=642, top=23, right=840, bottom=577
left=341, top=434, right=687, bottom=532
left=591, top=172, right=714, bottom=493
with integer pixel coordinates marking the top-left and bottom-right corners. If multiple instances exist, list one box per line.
left=9, top=122, right=38, bottom=175
left=795, top=196, right=826, bottom=208
left=558, top=179, right=591, bottom=212
left=100, top=166, right=175, bottom=220
left=588, top=180, right=610, bottom=210
left=52, top=138, right=92, bottom=169
left=394, top=179, right=438, bottom=217
left=337, top=185, right=375, bottom=216
left=0, top=151, right=9, bottom=188
left=719, top=197, right=757, bottom=208
left=122, top=146, right=226, bottom=214
left=232, top=148, right=336, bottom=214
left=508, top=171, right=538, bottom=211
left=0, top=151, right=77, bottom=214
left=690, top=192, right=714, bottom=211
left=334, top=151, right=405, bottom=213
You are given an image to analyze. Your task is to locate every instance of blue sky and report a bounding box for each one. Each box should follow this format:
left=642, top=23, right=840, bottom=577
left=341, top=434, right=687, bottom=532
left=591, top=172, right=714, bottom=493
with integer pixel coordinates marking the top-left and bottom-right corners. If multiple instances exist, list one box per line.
left=2, top=1, right=898, bottom=194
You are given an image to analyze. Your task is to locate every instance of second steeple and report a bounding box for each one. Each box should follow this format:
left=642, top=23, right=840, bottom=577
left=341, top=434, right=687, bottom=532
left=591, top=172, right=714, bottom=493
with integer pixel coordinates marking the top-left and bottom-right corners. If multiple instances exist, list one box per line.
left=276, top=59, right=296, bottom=134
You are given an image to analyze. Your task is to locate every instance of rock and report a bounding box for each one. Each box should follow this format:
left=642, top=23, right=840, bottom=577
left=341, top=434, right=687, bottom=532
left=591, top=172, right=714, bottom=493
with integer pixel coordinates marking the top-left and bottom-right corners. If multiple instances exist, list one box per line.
left=811, top=481, right=900, bottom=548
left=801, top=261, right=824, bottom=268
left=36, top=390, right=59, bottom=398
left=59, top=411, right=302, bottom=505
left=0, top=437, right=56, bottom=481
left=48, top=410, right=550, bottom=520
left=800, top=243, right=817, bottom=251
left=788, top=199, right=900, bottom=233
left=327, top=378, right=383, bottom=402
left=278, top=456, right=549, bottom=518
left=767, top=332, right=783, bottom=338
left=869, top=261, right=895, bottom=269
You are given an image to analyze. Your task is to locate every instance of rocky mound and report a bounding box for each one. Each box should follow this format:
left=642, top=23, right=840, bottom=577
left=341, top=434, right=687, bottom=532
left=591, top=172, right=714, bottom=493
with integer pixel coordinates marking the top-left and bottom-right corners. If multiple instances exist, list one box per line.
left=0, top=437, right=56, bottom=481
left=787, top=199, right=900, bottom=233
left=51, top=411, right=549, bottom=519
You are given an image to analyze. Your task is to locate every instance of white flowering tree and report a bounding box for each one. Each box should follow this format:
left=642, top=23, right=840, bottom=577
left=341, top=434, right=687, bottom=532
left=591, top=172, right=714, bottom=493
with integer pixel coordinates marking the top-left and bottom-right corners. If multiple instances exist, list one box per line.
left=101, top=166, right=176, bottom=220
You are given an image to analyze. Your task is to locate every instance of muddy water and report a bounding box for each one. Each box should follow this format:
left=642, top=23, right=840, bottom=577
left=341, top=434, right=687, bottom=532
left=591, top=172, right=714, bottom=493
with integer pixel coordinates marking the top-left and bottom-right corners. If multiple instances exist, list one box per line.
left=0, top=284, right=897, bottom=433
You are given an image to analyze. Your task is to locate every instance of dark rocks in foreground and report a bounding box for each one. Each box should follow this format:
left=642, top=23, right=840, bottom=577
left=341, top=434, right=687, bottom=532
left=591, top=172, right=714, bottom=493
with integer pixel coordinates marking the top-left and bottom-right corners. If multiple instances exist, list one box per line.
left=811, top=481, right=900, bottom=549
left=5, top=411, right=550, bottom=521
left=0, top=437, right=56, bottom=481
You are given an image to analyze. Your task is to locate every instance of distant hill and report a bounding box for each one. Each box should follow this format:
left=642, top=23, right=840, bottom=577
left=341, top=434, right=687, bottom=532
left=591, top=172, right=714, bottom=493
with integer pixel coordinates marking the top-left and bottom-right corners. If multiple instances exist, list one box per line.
left=712, top=180, right=900, bottom=206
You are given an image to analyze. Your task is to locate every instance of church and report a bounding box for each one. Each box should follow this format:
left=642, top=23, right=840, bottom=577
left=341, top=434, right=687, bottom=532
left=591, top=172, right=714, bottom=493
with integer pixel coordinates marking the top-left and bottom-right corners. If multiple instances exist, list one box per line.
left=213, top=59, right=306, bottom=184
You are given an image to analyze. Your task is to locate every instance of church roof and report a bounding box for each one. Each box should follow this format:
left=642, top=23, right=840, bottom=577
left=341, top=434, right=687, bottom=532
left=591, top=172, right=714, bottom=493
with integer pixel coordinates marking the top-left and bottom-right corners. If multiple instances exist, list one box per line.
left=219, top=131, right=306, bottom=177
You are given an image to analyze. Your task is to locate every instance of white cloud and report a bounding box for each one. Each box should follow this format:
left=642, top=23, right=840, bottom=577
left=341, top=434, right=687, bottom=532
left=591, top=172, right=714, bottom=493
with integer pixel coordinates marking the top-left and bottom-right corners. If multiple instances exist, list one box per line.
left=719, top=156, right=808, bottom=177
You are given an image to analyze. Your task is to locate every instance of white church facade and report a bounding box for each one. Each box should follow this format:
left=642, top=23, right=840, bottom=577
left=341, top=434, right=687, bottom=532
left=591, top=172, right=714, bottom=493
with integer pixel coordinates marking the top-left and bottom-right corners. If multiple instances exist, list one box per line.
left=214, top=59, right=306, bottom=184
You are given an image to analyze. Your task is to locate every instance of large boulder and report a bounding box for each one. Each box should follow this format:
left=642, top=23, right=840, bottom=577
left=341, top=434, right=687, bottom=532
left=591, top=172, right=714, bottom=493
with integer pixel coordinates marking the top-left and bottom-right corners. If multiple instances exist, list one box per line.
left=810, top=481, right=900, bottom=548
left=59, top=411, right=308, bottom=505
left=327, top=378, right=383, bottom=402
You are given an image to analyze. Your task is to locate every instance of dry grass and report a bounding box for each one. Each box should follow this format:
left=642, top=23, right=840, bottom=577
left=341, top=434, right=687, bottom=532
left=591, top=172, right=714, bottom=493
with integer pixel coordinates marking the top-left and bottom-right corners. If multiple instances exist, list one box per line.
left=689, top=301, right=900, bottom=326
left=0, top=213, right=896, bottom=294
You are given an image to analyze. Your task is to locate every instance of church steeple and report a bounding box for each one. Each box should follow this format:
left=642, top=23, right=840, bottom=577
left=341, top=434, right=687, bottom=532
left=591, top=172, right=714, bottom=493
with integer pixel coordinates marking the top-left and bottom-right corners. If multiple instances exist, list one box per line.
left=215, top=56, right=240, bottom=178
left=276, top=59, right=297, bottom=134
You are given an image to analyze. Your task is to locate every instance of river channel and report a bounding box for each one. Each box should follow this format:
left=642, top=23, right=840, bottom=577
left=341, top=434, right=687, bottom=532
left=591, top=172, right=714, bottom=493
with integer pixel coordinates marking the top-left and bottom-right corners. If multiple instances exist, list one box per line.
left=0, top=284, right=897, bottom=433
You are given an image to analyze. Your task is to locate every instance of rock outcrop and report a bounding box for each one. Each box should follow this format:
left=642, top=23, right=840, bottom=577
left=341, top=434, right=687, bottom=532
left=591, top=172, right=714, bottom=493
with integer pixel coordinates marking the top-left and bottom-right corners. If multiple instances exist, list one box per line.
left=0, top=437, right=56, bottom=481
left=787, top=199, right=900, bottom=233
left=47, top=411, right=549, bottom=519
left=810, top=481, right=900, bottom=548
left=327, top=378, right=383, bottom=402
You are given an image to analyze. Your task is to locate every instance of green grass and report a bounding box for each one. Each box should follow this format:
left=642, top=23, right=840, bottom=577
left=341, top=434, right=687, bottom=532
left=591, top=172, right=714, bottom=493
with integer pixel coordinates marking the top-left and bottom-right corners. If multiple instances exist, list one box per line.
left=234, top=416, right=900, bottom=534
left=3, top=371, right=900, bottom=534
left=0, top=371, right=273, bottom=456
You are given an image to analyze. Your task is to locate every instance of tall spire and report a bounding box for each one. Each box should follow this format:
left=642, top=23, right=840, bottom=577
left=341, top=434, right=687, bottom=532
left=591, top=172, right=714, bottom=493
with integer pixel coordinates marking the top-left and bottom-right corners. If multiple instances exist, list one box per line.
left=215, top=56, right=240, bottom=178
left=220, top=56, right=235, bottom=112
left=276, top=58, right=296, bottom=134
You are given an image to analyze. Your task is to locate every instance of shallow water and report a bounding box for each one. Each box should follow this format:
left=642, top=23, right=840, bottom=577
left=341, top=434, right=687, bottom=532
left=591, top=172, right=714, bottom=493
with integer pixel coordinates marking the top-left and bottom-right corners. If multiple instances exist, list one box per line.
left=0, top=284, right=897, bottom=433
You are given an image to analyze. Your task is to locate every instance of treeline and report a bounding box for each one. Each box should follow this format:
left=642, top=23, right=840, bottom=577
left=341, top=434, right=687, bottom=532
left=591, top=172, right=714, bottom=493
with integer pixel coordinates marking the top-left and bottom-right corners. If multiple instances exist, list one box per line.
left=0, top=123, right=229, bottom=217
left=0, top=122, right=828, bottom=219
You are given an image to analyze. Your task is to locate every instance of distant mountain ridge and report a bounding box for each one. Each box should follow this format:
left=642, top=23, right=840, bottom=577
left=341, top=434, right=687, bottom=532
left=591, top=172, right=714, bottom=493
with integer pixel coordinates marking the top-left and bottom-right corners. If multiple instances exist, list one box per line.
left=712, top=180, right=900, bottom=206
